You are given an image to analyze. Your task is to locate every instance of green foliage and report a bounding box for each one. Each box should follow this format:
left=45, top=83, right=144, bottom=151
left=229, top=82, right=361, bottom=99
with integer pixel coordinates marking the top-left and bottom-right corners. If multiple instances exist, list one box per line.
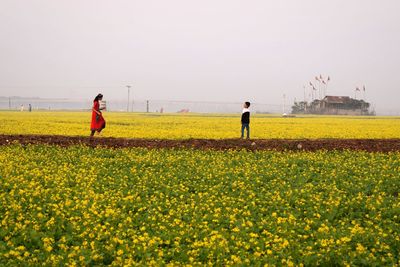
left=0, top=145, right=399, bottom=265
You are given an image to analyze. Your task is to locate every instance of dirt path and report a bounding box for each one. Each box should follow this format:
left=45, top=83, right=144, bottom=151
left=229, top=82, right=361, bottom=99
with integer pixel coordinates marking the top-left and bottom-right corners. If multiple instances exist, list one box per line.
left=1, top=134, right=400, bottom=152
left=0, top=135, right=400, bottom=152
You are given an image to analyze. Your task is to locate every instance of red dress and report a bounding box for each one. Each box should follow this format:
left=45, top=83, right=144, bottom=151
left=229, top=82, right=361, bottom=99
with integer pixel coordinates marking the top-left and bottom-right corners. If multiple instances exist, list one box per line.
left=90, top=100, right=106, bottom=131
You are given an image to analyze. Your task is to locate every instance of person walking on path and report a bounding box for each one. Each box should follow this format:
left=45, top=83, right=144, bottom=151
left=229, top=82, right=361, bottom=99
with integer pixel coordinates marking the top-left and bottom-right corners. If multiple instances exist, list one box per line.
left=241, top=102, right=251, bottom=139
left=90, top=94, right=106, bottom=137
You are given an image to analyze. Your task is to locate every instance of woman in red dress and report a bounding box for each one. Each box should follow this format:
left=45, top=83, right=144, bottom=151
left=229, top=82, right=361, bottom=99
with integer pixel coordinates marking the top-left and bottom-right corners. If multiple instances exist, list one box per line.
left=90, top=94, right=106, bottom=137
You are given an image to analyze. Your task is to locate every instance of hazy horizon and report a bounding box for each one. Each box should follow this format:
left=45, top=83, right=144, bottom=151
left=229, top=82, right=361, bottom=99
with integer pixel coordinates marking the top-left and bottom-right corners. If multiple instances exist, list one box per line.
left=1, top=0, right=399, bottom=113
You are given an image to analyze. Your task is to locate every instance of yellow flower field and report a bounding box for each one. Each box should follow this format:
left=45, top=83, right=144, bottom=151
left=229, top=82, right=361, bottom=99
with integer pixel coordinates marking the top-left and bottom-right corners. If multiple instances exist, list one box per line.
left=0, top=145, right=399, bottom=265
left=0, top=111, right=399, bottom=139
left=1, top=111, right=399, bottom=265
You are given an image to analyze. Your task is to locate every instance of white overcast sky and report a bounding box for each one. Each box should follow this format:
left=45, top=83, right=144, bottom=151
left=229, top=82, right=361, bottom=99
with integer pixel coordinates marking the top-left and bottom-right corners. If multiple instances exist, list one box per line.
left=0, top=0, right=399, bottom=111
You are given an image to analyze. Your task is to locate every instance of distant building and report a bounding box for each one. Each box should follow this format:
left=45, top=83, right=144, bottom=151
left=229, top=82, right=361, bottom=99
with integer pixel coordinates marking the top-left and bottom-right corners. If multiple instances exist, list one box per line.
left=177, top=109, right=190, bottom=113
left=292, top=95, right=374, bottom=115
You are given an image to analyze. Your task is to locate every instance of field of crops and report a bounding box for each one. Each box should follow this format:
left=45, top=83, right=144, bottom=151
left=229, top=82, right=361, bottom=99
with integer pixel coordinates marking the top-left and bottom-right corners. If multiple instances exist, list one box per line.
left=0, top=111, right=399, bottom=139
left=1, top=111, right=399, bottom=265
left=1, top=144, right=399, bottom=266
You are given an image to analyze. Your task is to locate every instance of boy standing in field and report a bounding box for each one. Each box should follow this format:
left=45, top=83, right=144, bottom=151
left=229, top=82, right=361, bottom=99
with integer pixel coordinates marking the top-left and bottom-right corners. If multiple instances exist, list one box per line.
left=241, top=102, right=251, bottom=139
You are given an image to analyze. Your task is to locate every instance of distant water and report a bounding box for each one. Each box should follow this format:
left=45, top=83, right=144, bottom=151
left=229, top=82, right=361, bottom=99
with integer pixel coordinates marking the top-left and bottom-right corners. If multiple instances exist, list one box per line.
left=1, top=97, right=398, bottom=115
left=0, top=98, right=281, bottom=114
left=0, top=98, right=92, bottom=111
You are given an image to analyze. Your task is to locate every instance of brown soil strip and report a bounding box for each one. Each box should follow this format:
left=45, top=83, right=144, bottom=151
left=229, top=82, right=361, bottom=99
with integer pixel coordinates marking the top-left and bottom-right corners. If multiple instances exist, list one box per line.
left=1, top=134, right=400, bottom=152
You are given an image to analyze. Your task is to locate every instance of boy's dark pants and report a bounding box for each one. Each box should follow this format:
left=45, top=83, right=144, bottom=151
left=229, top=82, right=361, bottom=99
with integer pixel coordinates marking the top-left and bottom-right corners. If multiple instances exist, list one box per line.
left=241, top=123, right=250, bottom=139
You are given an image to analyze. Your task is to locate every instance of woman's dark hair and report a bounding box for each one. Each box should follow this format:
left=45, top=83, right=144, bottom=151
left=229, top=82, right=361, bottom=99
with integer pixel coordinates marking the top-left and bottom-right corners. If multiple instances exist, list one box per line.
left=245, top=101, right=251, bottom=108
left=94, top=94, right=103, bottom=102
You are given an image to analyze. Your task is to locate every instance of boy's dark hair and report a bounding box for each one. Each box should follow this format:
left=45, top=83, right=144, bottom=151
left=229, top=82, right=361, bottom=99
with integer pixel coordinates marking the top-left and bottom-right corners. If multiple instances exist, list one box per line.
left=245, top=102, right=251, bottom=108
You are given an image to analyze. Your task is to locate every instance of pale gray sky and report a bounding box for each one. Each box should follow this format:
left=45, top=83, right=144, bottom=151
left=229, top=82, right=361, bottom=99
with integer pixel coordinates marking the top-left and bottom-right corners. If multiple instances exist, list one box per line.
left=1, top=0, right=399, bottom=112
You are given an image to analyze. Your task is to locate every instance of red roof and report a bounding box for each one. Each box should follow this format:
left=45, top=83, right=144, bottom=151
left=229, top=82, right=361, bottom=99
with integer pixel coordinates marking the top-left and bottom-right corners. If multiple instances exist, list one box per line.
left=323, top=96, right=351, bottom=104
